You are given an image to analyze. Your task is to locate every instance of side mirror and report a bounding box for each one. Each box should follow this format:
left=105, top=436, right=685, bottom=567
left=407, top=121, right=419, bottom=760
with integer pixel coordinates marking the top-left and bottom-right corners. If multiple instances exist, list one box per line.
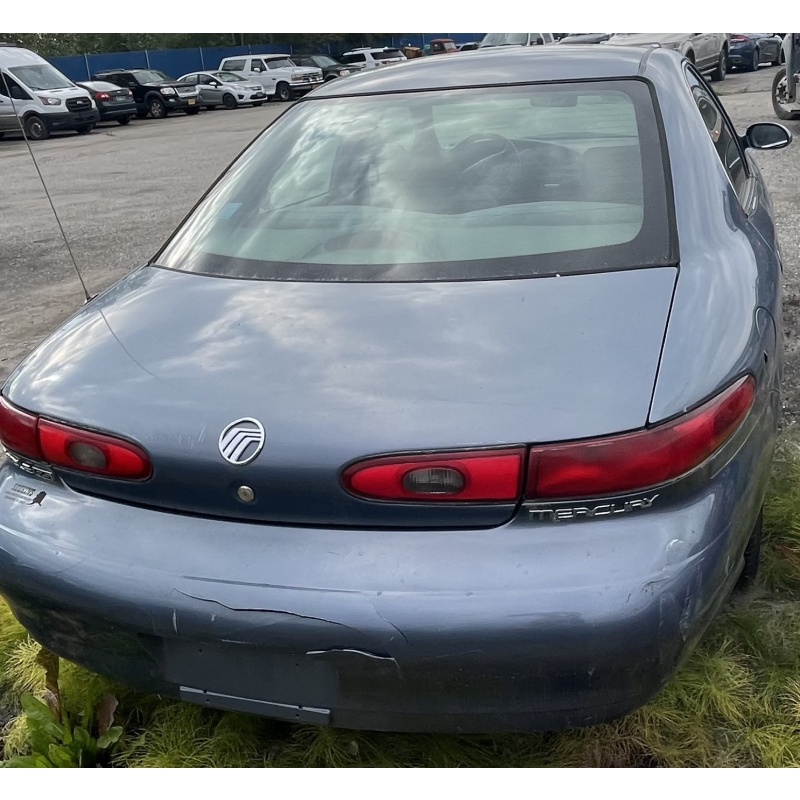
left=252, top=67, right=262, bottom=73
left=10, top=85, right=25, bottom=100
left=743, top=122, right=793, bottom=150
left=210, top=81, right=220, bottom=87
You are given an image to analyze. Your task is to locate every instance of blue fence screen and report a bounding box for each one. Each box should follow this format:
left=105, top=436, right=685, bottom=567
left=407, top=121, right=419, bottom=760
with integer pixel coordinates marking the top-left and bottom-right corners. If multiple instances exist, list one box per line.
left=48, top=35, right=486, bottom=81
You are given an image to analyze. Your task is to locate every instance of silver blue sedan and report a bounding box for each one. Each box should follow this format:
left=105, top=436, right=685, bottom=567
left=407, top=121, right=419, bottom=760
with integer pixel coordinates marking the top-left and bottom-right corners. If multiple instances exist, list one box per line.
left=0, top=45, right=792, bottom=733
left=176, top=70, right=267, bottom=109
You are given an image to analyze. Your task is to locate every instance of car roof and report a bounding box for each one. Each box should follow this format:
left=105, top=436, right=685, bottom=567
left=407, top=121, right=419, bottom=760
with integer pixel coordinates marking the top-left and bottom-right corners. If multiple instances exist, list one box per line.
left=311, top=45, right=653, bottom=98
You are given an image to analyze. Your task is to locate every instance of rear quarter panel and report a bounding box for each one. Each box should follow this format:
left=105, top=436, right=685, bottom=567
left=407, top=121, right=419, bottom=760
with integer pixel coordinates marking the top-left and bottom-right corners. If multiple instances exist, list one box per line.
left=642, top=50, right=782, bottom=422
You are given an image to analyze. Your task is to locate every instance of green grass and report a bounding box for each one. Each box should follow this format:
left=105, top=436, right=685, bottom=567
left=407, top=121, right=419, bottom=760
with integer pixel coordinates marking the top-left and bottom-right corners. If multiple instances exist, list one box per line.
left=4, top=448, right=800, bottom=767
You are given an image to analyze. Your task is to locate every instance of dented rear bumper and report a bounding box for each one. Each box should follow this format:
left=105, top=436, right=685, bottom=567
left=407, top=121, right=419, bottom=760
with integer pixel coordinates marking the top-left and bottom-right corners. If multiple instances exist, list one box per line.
left=0, top=450, right=764, bottom=733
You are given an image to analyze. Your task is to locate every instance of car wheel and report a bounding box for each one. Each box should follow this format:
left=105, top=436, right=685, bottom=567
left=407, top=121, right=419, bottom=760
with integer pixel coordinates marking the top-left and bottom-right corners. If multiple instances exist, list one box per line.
left=734, top=509, right=763, bottom=592
left=222, top=93, right=238, bottom=110
left=276, top=82, right=292, bottom=102
left=185, top=107, right=200, bottom=115
left=75, top=123, right=94, bottom=134
left=117, top=116, right=131, bottom=126
left=772, top=68, right=800, bottom=120
left=710, top=48, right=727, bottom=81
left=746, top=48, right=760, bottom=72
left=148, top=97, right=167, bottom=118
left=24, top=114, right=49, bottom=141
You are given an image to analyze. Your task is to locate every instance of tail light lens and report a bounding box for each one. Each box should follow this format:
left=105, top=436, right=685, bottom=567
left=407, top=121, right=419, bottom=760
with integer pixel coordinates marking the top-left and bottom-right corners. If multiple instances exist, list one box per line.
left=343, top=376, right=755, bottom=505
left=0, top=396, right=152, bottom=480
left=731, top=35, right=749, bottom=42
left=0, top=397, right=41, bottom=461
left=526, top=376, right=756, bottom=500
left=343, top=449, right=525, bottom=502
left=95, top=92, right=111, bottom=100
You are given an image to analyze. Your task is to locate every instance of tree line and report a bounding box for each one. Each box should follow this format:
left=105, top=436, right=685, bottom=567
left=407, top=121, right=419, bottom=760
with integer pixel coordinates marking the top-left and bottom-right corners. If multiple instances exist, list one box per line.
left=0, top=33, right=398, bottom=57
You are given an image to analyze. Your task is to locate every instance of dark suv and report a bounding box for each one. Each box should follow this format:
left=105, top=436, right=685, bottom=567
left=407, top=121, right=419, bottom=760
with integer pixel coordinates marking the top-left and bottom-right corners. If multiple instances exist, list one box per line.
left=291, top=54, right=354, bottom=81
left=91, top=69, right=200, bottom=118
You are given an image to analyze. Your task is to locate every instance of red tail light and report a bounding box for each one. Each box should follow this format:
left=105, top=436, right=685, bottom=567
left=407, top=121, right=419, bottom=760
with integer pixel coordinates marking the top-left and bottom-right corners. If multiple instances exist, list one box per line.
left=0, top=397, right=42, bottom=461
left=342, top=376, right=755, bottom=505
left=731, top=35, right=749, bottom=42
left=526, top=376, right=756, bottom=500
left=0, top=396, right=152, bottom=480
left=343, top=448, right=525, bottom=502
left=95, top=92, right=111, bottom=100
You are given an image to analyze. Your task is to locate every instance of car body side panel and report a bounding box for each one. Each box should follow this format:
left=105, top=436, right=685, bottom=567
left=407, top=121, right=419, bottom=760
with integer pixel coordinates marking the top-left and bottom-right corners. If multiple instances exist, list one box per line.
left=642, top=50, right=782, bottom=422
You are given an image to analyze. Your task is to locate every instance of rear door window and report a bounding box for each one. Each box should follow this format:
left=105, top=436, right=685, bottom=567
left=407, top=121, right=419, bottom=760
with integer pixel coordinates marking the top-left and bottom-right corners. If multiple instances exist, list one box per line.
left=685, top=67, right=748, bottom=197
left=157, top=80, right=675, bottom=282
left=223, top=59, right=246, bottom=71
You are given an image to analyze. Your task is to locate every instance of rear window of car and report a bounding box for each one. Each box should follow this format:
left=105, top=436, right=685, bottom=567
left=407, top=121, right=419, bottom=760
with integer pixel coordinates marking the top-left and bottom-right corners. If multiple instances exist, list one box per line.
left=156, top=80, right=675, bottom=283
left=377, top=49, right=404, bottom=59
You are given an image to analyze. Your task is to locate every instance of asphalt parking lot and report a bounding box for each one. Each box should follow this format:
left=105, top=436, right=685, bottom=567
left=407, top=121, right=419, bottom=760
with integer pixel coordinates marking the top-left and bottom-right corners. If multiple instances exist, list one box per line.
left=2, top=65, right=800, bottom=425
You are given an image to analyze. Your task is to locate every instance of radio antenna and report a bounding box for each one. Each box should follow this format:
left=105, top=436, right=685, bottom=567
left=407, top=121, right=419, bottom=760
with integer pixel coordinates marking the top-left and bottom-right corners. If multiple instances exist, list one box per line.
left=5, top=78, right=93, bottom=304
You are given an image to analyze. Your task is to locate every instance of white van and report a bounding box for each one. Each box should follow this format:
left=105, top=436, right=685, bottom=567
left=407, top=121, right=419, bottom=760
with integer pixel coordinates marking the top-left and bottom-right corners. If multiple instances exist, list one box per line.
left=0, top=43, right=98, bottom=141
left=218, top=54, right=323, bottom=102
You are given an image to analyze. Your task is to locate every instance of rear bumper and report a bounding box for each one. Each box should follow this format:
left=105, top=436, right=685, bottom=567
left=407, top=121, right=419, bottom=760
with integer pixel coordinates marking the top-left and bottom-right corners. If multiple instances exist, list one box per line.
left=45, top=109, right=100, bottom=131
left=98, top=104, right=137, bottom=121
left=0, top=434, right=769, bottom=732
left=729, top=44, right=756, bottom=64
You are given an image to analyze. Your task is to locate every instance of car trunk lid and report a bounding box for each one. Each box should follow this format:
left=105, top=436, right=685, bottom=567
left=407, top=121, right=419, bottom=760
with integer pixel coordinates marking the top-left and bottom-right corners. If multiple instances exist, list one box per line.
left=4, top=265, right=677, bottom=529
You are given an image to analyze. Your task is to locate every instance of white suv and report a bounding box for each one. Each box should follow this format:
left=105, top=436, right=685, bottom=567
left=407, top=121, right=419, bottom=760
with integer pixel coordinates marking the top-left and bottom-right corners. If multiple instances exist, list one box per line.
left=341, top=47, right=407, bottom=71
left=218, top=54, right=323, bottom=101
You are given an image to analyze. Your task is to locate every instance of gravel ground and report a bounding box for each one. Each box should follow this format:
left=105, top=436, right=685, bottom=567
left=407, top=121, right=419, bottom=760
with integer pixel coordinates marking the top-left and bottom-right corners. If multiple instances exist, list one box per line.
left=1, top=66, right=799, bottom=421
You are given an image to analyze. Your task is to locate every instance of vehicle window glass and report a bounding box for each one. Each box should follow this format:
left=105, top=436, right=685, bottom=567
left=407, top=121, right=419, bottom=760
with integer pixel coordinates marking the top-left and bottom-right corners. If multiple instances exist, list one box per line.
left=223, top=59, right=246, bottom=71
left=688, top=77, right=748, bottom=195
left=1, top=75, right=29, bottom=100
left=529, top=34, right=543, bottom=43
left=132, top=70, right=166, bottom=84
left=184, top=75, right=200, bottom=85
left=266, top=58, right=293, bottom=69
left=342, top=53, right=366, bottom=63
left=315, top=56, right=338, bottom=67
left=296, top=57, right=311, bottom=66
left=0, top=73, right=8, bottom=97
left=379, top=49, right=404, bottom=59
left=8, top=64, right=73, bottom=91
left=157, top=80, right=673, bottom=283
left=251, top=59, right=266, bottom=71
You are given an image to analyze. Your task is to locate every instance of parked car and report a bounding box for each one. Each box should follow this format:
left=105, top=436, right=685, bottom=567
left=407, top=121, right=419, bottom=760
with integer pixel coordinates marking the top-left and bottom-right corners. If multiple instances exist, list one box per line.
left=558, top=33, right=613, bottom=45
left=423, top=39, right=459, bottom=55
left=458, top=42, right=480, bottom=51
left=0, top=43, right=97, bottom=140
left=75, top=80, right=136, bottom=125
left=479, top=33, right=557, bottom=48
left=217, top=54, right=322, bottom=102
left=728, top=34, right=784, bottom=72
left=92, top=69, right=200, bottom=118
left=176, top=71, right=266, bottom=109
left=291, top=54, right=353, bottom=82
left=340, top=47, right=407, bottom=71
left=606, top=34, right=730, bottom=81
left=773, top=34, right=800, bottom=120
left=0, top=44, right=790, bottom=735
